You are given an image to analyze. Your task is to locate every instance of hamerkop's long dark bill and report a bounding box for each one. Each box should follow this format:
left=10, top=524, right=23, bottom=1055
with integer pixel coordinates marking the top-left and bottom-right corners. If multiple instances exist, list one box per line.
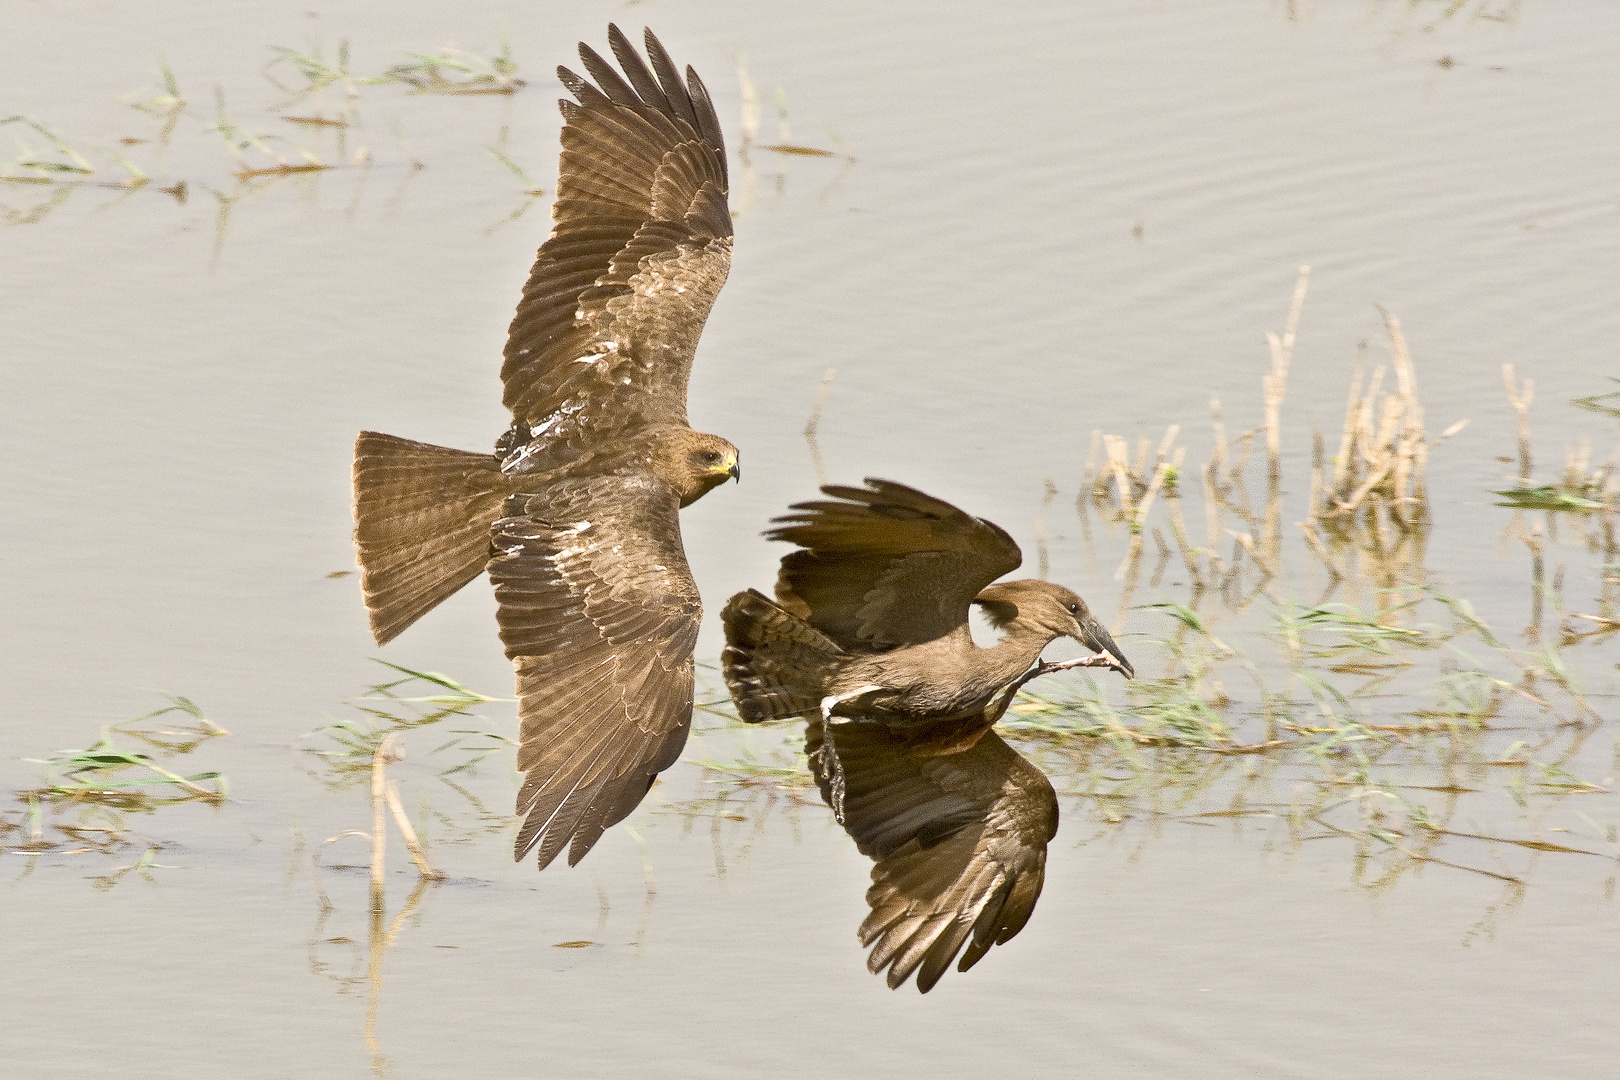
left=1077, top=612, right=1135, bottom=679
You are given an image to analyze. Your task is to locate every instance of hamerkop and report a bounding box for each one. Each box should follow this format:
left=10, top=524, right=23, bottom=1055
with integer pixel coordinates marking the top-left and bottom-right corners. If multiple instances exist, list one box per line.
left=722, top=478, right=1132, bottom=809
left=352, top=26, right=738, bottom=870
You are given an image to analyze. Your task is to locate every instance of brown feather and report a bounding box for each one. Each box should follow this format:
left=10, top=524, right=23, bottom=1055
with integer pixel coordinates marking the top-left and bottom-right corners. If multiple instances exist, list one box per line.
left=490, top=476, right=700, bottom=869
left=720, top=589, right=845, bottom=722
left=806, top=716, right=1057, bottom=993
left=352, top=432, right=508, bottom=645
left=353, top=29, right=738, bottom=875
left=501, top=26, right=731, bottom=432
left=768, top=479, right=1022, bottom=649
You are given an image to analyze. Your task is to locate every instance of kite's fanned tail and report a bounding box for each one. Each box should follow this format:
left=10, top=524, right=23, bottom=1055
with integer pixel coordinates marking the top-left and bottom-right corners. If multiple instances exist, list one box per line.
left=721, top=589, right=843, bottom=722
left=353, top=431, right=508, bottom=645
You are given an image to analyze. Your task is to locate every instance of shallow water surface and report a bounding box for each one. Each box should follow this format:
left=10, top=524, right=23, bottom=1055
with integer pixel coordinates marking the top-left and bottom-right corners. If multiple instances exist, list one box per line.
left=3, top=1, right=1618, bottom=1077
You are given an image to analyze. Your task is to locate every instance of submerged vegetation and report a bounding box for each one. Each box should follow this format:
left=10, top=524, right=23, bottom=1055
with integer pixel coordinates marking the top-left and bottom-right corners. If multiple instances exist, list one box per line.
left=5, top=261, right=1612, bottom=909
left=1, top=37, right=535, bottom=228
left=2, top=34, right=847, bottom=235
left=2, top=694, right=228, bottom=886
left=689, top=269, right=1618, bottom=901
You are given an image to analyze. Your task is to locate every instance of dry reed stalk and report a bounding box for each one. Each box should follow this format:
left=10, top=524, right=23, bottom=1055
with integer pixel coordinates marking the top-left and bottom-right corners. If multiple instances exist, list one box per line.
left=1297, top=520, right=1342, bottom=582
left=1209, top=394, right=1229, bottom=480
left=1313, top=311, right=1456, bottom=530
left=1132, top=436, right=1151, bottom=482
left=383, top=781, right=445, bottom=880
left=1309, top=431, right=1325, bottom=521
left=1084, top=429, right=1104, bottom=498
left=1226, top=529, right=1274, bottom=581
left=1164, top=447, right=1203, bottom=585
left=1132, top=438, right=1177, bottom=526
left=1114, top=456, right=1172, bottom=579
left=1103, top=435, right=1137, bottom=521
left=1264, top=266, right=1311, bottom=480
left=1154, top=424, right=1181, bottom=465
left=1503, top=363, right=1534, bottom=484
left=804, top=367, right=837, bottom=488
left=370, top=733, right=396, bottom=910
left=1202, top=461, right=1223, bottom=578
left=1332, top=350, right=1366, bottom=496
left=1525, top=519, right=1546, bottom=639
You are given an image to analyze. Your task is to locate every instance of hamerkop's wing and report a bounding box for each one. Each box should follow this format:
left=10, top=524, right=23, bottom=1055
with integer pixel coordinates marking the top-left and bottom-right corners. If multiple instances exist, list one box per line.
left=489, top=475, right=700, bottom=869
left=501, top=25, right=731, bottom=449
left=806, top=716, right=1058, bottom=993
left=768, top=479, right=1022, bottom=649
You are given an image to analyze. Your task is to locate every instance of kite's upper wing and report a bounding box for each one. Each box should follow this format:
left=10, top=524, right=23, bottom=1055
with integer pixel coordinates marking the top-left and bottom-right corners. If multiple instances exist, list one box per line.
left=501, top=24, right=732, bottom=445
left=807, top=715, right=1058, bottom=993
left=769, top=479, right=1023, bottom=650
left=489, top=474, right=700, bottom=869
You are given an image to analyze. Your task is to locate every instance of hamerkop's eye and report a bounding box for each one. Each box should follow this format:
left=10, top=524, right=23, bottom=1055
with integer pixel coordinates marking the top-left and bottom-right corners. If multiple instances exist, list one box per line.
left=1067, top=602, right=1080, bottom=614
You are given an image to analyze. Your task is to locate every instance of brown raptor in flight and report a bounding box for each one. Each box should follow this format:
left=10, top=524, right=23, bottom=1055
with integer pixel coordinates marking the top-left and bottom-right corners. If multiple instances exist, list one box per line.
left=722, top=479, right=1132, bottom=741
left=352, top=26, right=737, bottom=870
left=722, top=479, right=1132, bottom=988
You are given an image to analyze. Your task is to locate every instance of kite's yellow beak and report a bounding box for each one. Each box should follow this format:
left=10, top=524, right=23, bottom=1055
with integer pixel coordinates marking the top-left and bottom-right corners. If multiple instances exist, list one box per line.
left=723, top=454, right=740, bottom=483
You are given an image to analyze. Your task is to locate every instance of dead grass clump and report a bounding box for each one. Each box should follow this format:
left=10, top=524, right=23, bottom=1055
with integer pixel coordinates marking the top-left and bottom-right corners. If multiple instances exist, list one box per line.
left=1311, top=310, right=1468, bottom=530
left=1493, top=365, right=1619, bottom=515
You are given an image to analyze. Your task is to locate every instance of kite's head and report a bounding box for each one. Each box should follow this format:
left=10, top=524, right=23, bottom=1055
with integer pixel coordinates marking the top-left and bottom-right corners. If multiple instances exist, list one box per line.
left=976, top=580, right=1134, bottom=679
left=673, top=430, right=740, bottom=506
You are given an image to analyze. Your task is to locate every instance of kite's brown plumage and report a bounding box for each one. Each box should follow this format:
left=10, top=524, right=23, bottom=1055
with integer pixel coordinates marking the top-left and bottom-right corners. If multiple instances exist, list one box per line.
left=352, top=25, right=738, bottom=870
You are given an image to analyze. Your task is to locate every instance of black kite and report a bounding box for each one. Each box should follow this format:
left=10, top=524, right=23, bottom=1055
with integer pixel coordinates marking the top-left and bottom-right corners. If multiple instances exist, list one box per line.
left=352, top=26, right=737, bottom=870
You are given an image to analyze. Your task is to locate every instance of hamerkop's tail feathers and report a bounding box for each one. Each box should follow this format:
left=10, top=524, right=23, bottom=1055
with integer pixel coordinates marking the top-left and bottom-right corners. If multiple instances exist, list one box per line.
left=721, top=589, right=842, bottom=722
left=353, top=431, right=508, bottom=645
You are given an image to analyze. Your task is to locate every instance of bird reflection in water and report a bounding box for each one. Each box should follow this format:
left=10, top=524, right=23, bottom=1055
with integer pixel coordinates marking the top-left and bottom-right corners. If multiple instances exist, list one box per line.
left=723, top=479, right=1133, bottom=990
left=804, top=712, right=1056, bottom=992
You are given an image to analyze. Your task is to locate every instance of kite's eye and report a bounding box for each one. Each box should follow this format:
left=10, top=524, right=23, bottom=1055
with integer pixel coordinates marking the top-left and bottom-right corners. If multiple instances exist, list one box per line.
left=701, top=451, right=722, bottom=465
left=1067, top=602, right=1080, bottom=614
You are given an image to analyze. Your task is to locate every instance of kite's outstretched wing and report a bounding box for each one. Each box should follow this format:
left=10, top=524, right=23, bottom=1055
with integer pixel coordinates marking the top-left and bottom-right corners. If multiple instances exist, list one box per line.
left=490, top=475, right=701, bottom=869
left=501, top=24, right=732, bottom=457
left=769, top=479, right=1022, bottom=650
left=806, top=715, right=1058, bottom=993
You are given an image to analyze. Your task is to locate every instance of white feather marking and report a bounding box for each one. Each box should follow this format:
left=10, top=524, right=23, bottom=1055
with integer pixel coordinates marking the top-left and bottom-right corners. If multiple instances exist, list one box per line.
left=574, top=352, right=606, bottom=365
left=530, top=401, right=584, bottom=438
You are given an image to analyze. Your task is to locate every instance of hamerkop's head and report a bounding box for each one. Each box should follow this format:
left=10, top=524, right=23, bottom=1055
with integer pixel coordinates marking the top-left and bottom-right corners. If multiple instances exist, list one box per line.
left=974, top=580, right=1135, bottom=678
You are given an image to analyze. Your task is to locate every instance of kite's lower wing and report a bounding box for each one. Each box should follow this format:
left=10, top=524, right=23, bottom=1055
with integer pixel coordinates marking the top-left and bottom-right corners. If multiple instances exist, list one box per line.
left=807, top=716, right=1058, bottom=992
left=490, top=477, right=701, bottom=869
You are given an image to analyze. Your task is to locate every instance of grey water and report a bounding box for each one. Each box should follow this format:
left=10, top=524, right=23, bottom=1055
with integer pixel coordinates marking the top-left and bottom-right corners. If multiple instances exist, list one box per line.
left=3, top=1, right=1618, bottom=1077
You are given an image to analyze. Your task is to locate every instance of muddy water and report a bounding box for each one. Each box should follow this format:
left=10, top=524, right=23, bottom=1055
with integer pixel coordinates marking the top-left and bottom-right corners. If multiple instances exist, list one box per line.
left=3, top=1, right=1618, bottom=1077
